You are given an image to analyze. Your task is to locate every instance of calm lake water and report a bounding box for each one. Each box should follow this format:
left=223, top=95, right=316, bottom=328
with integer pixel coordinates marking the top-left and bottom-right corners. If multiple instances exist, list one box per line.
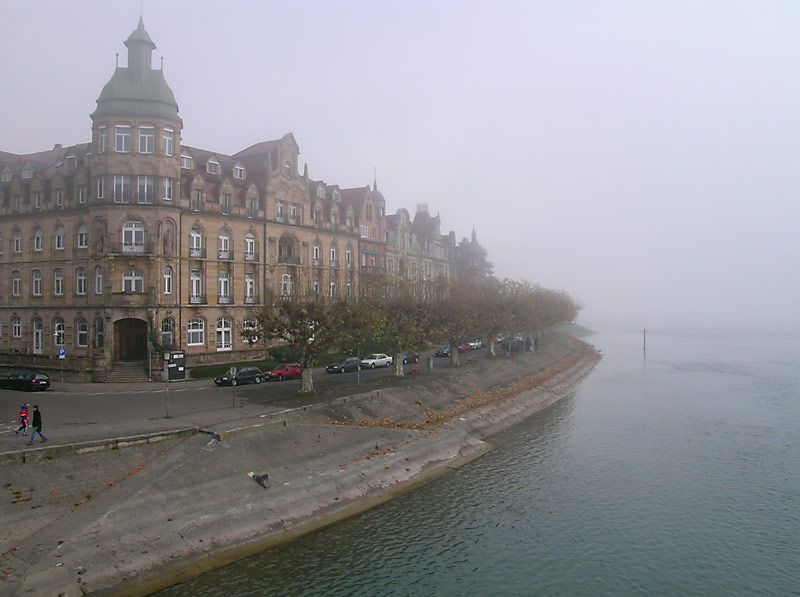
left=160, top=328, right=800, bottom=596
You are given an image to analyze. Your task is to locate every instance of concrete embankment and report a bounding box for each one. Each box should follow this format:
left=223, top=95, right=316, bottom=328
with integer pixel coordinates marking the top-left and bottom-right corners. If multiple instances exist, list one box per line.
left=0, top=333, right=599, bottom=596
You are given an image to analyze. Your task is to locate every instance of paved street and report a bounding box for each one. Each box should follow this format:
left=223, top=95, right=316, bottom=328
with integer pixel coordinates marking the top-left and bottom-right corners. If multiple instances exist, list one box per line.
left=0, top=350, right=483, bottom=452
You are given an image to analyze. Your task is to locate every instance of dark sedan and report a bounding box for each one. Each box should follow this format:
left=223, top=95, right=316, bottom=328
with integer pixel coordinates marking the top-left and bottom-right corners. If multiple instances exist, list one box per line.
left=326, top=357, right=361, bottom=374
left=214, top=366, right=263, bottom=386
left=0, top=371, right=51, bottom=391
left=402, top=352, right=419, bottom=364
left=434, top=346, right=450, bottom=358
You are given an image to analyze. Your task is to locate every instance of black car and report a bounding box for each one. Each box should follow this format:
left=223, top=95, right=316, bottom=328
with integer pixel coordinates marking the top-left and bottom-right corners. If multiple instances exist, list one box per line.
left=434, top=346, right=450, bottom=358
left=402, top=352, right=419, bottom=364
left=326, top=357, right=361, bottom=374
left=0, top=371, right=51, bottom=391
left=214, top=366, right=263, bottom=386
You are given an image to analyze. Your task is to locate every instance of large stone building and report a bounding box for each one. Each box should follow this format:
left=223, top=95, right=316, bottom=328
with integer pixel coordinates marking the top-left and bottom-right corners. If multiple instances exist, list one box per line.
left=0, top=19, right=488, bottom=381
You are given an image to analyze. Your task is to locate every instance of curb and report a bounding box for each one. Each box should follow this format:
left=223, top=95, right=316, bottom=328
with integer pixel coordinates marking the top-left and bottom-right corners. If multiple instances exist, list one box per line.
left=0, top=427, right=199, bottom=466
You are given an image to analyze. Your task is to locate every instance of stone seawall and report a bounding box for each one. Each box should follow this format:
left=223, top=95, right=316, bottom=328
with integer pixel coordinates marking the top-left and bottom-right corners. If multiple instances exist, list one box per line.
left=0, top=333, right=600, bottom=596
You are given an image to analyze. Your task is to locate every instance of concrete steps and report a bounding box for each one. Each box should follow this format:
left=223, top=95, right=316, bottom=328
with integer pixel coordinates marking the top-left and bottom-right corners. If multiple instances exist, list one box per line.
left=106, top=361, right=150, bottom=383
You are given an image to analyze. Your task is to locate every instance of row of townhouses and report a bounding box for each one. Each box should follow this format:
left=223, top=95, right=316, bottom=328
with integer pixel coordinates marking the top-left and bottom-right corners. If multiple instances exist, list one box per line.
left=0, top=19, right=490, bottom=381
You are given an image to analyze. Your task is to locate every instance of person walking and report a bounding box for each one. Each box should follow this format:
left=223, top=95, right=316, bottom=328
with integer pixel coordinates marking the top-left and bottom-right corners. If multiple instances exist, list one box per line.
left=27, top=405, right=46, bottom=445
left=15, top=403, right=30, bottom=435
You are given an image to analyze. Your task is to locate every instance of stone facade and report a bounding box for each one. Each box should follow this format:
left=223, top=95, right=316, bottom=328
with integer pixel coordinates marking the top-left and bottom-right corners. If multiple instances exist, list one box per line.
left=0, top=19, right=489, bottom=381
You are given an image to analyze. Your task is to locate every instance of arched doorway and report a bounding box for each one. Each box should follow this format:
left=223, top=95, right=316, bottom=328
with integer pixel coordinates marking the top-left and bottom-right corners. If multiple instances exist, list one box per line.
left=115, top=318, right=148, bottom=360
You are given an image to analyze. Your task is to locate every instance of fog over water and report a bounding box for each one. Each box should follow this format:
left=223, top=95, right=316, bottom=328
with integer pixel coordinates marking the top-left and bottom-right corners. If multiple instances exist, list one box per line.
left=3, top=1, right=798, bottom=332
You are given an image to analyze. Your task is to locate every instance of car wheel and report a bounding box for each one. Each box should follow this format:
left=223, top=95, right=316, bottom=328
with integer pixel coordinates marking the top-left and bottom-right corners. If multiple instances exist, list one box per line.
left=255, top=376, right=261, bottom=384
left=277, top=373, right=283, bottom=381
left=231, top=379, right=237, bottom=386
left=370, top=363, right=376, bottom=369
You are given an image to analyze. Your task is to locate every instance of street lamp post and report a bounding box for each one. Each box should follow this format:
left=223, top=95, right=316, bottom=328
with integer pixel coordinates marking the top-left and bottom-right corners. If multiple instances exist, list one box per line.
left=54, top=332, right=64, bottom=391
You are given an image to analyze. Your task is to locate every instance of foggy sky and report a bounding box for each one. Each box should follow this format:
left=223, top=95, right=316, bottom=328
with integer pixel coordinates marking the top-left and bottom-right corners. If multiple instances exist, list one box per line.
left=2, top=0, right=798, bottom=333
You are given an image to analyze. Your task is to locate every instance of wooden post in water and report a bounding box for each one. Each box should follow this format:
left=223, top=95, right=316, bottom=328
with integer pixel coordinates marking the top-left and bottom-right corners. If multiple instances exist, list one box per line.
left=643, top=328, right=647, bottom=353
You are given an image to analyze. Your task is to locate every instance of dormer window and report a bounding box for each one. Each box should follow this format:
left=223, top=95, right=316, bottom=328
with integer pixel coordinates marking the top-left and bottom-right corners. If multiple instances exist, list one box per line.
left=1, top=169, right=10, bottom=182
left=180, top=152, right=192, bottom=169
left=333, top=189, right=340, bottom=201
left=316, top=186, right=325, bottom=199
left=284, top=161, right=292, bottom=178
left=22, top=165, right=32, bottom=179
left=207, top=159, right=220, bottom=175
left=233, top=165, right=245, bottom=179
left=65, top=156, right=76, bottom=169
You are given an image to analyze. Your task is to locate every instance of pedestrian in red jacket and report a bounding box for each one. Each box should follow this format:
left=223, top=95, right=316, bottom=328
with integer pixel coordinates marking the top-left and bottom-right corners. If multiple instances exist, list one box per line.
left=15, top=403, right=30, bottom=435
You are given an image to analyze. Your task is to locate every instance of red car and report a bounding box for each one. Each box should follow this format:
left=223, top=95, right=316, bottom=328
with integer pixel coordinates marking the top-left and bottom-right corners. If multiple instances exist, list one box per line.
left=458, top=343, right=471, bottom=353
left=264, top=363, right=301, bottom=381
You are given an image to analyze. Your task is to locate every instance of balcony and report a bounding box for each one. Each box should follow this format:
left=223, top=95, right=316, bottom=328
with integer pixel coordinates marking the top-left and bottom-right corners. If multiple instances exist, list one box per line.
left=330, top=259, right=339, bottom=269
left=217, top=295, right=234, bottom=305
left=278, top=255, right=301, bottom=265
left=189, top=294, right=207, bottom=305
left=244, top=294, right=260, bottom=305
left=312, top=258, right=322, bottom=267
left=110, top=241, right=153, bottom=255
left=189, top=247, right=206, bottom=259
left=244, top=251, right=258, bottom=262
left=345, top=261, right=353, bottom=269
left=218, top=248, right=233, bottom=260
left=109, top=290, right=152, bottom=307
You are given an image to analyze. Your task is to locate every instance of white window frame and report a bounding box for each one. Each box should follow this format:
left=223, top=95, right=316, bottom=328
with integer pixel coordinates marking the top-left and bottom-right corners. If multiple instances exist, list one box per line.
left=163, top=266, right=173, bottom=294
left=216, top=317, right=232, bottom=351
left=97, top=176, right=104, bottom=199
left=12, top=317, right=21, bottom=338
left=220, top=193, right=230, bottom=215
left=139, top=126, right=155, bottom=153
left=218, top=232, right=230, bottom=258
left=95, top=266, right=104, bottom=295
left=98, top=126, right=107, bottom=153
left=245, top=233, right=256, bottom=259
left=34, top=192, right=42, bottom=209
left=122, top=269, right=144, bottom=293
left=245, top=272, right=255, bottom=300
left=330, top=245, right=336, bottom=263
left=114, top=175, right=130, bottom=203
left=233, top=166, right=245, bottom=179
left=190, top=228, right=203, bottom=257
left=55, top=190, right=63, bottom=207
left=55, top=227, right=65, bottom=251
left=163, top=128, right=174, bottom=156
left=190, top=269, right=202, bottom=299
left=14, top=231, right=22, bottom=253
left=137, top=175, right=154, bottom=204
left=115, top=125, right=131, bottom=152
left=32, top=270, right=42, bottom=296
left=280, top=273, right=293, bottom=296
left=76, top=319, right=88, bottom=347
left=77, top=225, right=88, bottom=248
left=53, top=269, right=63, bottom=296
left=163, top=177, right=173, bottom=200
left=34, top=229, right=43, bottom=252
left=12, top=271, right=21, bottom=296
left=54, top=320, right=65, bottom=346
left=207, top=159, right=220, bottom=175
left=161, top=318, right=174, bottom=346
left=180, top=153, right=192, bottom=169
left=122, top=221, right=145, bottom=253
left=218, top=270, right=230, bottom=300
left=187, top=318, right=205, bottom=346
left=78, top=185, right=87, bottom=204
left=76, top=267, right=86, bottom=295
left=360, top=225, right=368, bottom=238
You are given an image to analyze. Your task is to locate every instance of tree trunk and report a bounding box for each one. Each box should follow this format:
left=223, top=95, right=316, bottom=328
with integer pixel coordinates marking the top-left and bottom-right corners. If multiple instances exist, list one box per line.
left=393, top=351, right=404, bottom=377
left=449, top=339, right=460, bottom=367
left=488, top=340, right=496, bottom=357
left=300, top=367, right=314, bottom=393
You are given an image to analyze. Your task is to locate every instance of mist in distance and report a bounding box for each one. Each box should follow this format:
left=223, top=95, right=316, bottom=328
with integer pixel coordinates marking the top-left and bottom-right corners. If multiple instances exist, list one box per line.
left=2, top=0, right=797, bottom=334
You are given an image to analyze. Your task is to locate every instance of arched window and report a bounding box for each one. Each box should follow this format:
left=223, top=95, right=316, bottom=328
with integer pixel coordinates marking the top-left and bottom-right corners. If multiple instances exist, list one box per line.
left=218, top=230, right=230, bottom=259
left=330, top=281, right=336, bottom=297
left=77, top=224, right=88, bottom=248
left=161, top=317, right=174, bottom=347
left=330, top=243, right=337, bottom=263
left=94, top=318, right=104, bottom=348
left=190, top=227, right=203, bottom=257
left=53, top=268, right=63, bottom=296
left=55, top=226, right=65, bottom=250
left=95, top=266, right=104, bottom=295
left=32, top=269, right=42, bottom=296
left=32, top=318, right=43, bottom=354
left=313, top=242, right=320, bottom=263
left=122, top=269, right=144, bottom=293
left=122, top=221, right=145, bottom=253
left=280, top=274, right=293, bottom=296
left=244, top=233, right=256, bottom=260
left=163, top=266, right=173, bottom=294
left=216, top=317, right=232, bottom=351
left=76, top=267, right=87, bottom=295
left=76, top=319, right=88, bottom=347
left=33, top=228, right=43, bottom=252
left=54, top=319, right=65, bottom=346
left=187, top=318, right=204, bottom=345
left=13, top=230, right=22, bottom=253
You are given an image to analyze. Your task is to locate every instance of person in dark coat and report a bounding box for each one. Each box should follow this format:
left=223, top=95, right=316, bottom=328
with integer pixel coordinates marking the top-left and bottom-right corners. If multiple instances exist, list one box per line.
left=27, top=405, right=46, bottom=445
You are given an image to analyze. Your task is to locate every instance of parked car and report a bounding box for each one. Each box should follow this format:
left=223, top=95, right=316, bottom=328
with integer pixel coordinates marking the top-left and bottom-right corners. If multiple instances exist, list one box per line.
left=434, top=346, right=450, bottom=357
left=214, top=366, right=263, bottom=387
left=469, top=339, right=484, bottom=350
left=0, top=371, right=51, bottom=391
left=458, top=343, right=471, bottom=353
left=361, top=354, right=393, bottom=369
left=402, top=352, right=419, bottom=364
left=263, top=363, right=302, bottom=381
left=326, top=357, right=361, bottom=374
